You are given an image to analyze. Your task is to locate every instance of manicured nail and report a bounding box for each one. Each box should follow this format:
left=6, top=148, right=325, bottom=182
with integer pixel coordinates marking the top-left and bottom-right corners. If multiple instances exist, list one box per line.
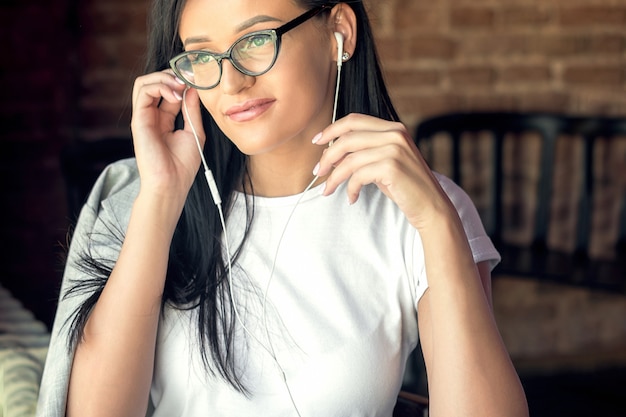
left=174, top=77, right=186, bottom=85
left=173, top=91, right=183, bottom=101
left=312, top=132, right=322, bottom=144
left=312, top=162, right=320, bottom=176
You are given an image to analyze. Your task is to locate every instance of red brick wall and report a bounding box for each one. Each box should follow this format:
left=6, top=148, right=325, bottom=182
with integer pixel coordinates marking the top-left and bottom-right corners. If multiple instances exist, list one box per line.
left=368, top=0, right=626, bottom=129
left=0, top=0, right=625, bottom=326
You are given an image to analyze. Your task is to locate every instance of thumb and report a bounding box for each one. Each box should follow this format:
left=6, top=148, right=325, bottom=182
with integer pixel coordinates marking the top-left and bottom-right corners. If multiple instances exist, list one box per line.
left=181, top=88, right=205, bottom=147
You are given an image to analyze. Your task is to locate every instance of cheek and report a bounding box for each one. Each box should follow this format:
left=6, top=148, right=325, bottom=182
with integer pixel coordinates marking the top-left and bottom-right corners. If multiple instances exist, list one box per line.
left=286, top=41, right=335, bottom=86
left=196, top=91, right=222, bottom=127
left=196, top=90, right=215, bottom=112
left=278, top=47, right=336, bottom=110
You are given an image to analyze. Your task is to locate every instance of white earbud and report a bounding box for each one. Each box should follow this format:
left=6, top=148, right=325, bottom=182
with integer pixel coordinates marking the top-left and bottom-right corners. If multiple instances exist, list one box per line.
left=334, top=32, right=344, bottom=69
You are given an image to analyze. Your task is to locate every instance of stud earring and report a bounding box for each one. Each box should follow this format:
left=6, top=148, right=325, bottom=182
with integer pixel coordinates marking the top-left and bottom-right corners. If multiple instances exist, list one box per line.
left=342, top=52, right=350, bottom=62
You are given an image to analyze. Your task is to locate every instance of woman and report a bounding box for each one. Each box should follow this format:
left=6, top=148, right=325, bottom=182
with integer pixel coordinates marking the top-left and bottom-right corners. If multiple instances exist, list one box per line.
left=37, top=0, right=528, bottom=416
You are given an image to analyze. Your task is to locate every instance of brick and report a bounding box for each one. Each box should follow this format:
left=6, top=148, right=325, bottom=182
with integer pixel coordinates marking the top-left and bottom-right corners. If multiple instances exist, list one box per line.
left=498, top=65, right=552, bottom=83
left=585, top=34, right=626, bottom=55
left=448, top=65, right=495, bottom=86
left=537, top=34, right=625, bottom=57
left=458, top=34, right=531, bottom=57
left=375, top=38, right=406, bottom=62
left=559, top=6, right=626, bottom=27
left=450, top=7, right=495, bottom=29
left=563, top=65, right=626, bottom=86
left=406, top=36, right=457, bottom=60
left=459, top=33, right=625, bottom=58
left=393, top=6, right=444, bottom=33
left=498, top=5, right=554, bottom=28
left=385, top=68, right=442, bottom=88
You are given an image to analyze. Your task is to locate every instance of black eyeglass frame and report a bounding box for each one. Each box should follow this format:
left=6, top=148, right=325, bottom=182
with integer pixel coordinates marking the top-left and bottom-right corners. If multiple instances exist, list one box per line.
left=169, top=5, right=330, bottom=90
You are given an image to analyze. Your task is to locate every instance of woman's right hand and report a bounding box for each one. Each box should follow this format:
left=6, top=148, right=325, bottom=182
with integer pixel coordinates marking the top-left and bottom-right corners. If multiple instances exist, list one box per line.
left=131, top=70, right=205, bottom=205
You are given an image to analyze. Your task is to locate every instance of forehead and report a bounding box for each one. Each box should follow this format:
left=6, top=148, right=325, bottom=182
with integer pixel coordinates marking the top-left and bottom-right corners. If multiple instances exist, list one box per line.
left=179, top=0, right=304, bottom=43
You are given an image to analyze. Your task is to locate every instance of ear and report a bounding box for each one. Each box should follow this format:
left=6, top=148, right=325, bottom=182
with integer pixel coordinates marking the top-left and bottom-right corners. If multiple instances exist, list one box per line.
left=329, top=3, right=357, bottom=64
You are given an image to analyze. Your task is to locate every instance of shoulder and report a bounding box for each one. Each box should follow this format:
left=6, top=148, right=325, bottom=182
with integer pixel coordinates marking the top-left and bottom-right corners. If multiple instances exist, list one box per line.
left=77, top=157, right=140, bottom=232
left=85, top=157, right=140, bottom=212
left=69, top=158, right=139, bottom=255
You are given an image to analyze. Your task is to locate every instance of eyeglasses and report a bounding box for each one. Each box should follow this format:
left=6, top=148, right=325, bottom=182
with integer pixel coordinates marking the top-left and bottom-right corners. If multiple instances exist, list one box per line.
left=170, top=5, right=330, bottom=90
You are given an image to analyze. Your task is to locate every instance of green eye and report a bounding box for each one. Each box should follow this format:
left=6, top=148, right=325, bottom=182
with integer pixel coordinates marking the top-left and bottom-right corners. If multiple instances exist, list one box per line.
left=242, top=34, right=272, bottom=50
left=189, top=53, right=215, bottom=65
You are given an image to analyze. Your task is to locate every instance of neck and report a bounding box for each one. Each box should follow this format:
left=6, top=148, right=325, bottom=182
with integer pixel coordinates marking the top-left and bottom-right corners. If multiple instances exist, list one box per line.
left=244, top=143, right=327, bottom=197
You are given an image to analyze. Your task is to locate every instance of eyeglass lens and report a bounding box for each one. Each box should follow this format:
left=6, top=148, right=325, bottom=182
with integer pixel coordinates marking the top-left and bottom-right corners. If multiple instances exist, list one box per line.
left=173, top=32, right=278, bottom=88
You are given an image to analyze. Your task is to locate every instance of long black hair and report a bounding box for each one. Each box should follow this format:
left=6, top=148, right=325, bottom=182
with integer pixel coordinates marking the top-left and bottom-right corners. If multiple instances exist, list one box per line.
left=66, top=0, right=399, bottom=393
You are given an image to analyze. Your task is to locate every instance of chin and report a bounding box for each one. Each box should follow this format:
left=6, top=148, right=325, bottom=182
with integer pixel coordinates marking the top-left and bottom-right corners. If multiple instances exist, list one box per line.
left=227, top=131, right=283, bottom=157
left=222, top=121, right=298, bottom=156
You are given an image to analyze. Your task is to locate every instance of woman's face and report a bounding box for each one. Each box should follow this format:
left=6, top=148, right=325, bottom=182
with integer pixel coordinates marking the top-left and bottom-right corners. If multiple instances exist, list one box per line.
left=178, top=0, right=337, bottom=157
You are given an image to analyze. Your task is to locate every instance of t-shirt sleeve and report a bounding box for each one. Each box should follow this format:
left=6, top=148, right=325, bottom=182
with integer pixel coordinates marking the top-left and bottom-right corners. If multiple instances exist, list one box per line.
left=435, top=172, right=501, bottom=270
left=411, top=173, right=501, bottom=306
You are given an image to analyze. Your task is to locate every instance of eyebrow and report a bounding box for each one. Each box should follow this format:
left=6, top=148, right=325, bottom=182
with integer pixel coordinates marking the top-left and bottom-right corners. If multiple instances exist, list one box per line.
left=183, top=15, right=283, bottom=47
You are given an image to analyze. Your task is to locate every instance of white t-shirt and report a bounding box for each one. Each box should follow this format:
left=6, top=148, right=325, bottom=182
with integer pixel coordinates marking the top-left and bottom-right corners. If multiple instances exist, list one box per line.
left=150, top=175, right=499, bottom=416
left=36, top=159, right=499, bottom=417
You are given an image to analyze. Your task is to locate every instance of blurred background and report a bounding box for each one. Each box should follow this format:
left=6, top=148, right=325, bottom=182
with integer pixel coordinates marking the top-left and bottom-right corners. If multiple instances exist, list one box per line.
left=0, top=0, right=625, bottom=415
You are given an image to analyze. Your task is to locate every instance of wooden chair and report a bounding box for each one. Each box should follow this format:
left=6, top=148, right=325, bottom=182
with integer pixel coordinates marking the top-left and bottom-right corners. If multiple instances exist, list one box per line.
left=414, top=111, right=626, bottom=292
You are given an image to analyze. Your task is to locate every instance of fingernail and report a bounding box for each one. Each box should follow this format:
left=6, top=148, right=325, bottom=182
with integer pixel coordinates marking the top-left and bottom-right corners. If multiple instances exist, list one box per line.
left=312, top=132, right=322, bottom=144
left=174, top=77, right=186, bottom=85
left=312, top=162, right=320, bottom=176
left=173, top=91, right=183, bottom=101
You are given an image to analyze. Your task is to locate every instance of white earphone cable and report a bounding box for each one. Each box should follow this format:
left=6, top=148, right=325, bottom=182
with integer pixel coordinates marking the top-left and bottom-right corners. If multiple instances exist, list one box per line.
left=182, top=88, right=303, bottom=416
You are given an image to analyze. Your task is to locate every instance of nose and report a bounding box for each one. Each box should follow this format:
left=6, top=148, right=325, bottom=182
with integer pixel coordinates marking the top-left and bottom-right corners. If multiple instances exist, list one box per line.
left=219, top=59, right=253, bottom=95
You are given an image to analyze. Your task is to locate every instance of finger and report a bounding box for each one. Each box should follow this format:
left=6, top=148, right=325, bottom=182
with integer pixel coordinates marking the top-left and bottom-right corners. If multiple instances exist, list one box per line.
left=312, top=113, right=407, bottom=146
left=343, top=159, right=396, bottom=205
left=131, top=82, right=183, bottom=132
left=316, top=130, right=377, bottom=177
left=316, top=128, right=411, bottom=177
left=134, top=82, right=183, bottom=111
left=323, top=142, right=406, bottom=197
left=132, top=70, right=186, bottom=109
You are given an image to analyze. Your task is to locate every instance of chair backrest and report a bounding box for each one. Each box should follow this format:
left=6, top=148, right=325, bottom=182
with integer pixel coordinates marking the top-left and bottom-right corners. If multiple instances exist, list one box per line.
left=60, top=138, right=134, bottom=223
left=414, top=112, right=626, bottom=289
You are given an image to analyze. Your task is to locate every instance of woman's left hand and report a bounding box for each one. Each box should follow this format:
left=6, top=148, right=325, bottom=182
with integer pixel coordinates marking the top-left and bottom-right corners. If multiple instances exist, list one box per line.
left=313, top=113, right=456, bottom=231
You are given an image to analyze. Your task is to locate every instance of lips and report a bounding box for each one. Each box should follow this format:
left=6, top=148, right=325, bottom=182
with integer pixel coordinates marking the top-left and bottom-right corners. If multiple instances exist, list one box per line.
left=224, top=98, right=275, bottom=122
